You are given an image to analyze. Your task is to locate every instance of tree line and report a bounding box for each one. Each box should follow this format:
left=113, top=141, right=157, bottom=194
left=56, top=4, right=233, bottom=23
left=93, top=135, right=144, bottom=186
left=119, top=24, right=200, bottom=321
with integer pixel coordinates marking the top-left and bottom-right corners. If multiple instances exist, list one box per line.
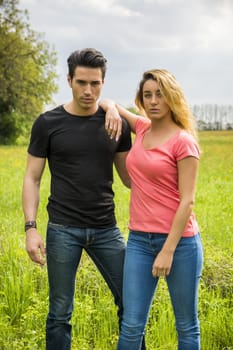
left=192, top=104, right=233, bottom=130
left=129, top=104, right=233, bottom=131
left=0, top=0, right=58, bottom=144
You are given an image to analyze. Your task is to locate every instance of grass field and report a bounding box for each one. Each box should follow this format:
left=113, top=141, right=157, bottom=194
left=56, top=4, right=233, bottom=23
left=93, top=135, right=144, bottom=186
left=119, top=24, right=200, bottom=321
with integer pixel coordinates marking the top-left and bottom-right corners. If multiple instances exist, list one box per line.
left=0, top=130, right=232, bottom=349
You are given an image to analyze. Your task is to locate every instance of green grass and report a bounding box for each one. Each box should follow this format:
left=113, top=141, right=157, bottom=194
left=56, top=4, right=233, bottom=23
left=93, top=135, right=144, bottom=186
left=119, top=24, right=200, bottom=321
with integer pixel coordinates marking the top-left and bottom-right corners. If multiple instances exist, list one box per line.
left=0, top=130, right=232, bottom=349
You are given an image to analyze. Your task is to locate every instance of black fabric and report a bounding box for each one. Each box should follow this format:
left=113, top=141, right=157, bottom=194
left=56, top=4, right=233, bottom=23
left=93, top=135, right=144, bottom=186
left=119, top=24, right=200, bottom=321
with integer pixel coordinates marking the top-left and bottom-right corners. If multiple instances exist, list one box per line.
left=28, top=105, right=131, bottom=227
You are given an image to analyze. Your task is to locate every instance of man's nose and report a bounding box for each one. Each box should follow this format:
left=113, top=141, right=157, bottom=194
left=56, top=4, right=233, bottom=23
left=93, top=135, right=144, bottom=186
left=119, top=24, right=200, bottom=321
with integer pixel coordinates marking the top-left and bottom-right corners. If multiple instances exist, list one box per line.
left=84, top=84, right=92, bottom=94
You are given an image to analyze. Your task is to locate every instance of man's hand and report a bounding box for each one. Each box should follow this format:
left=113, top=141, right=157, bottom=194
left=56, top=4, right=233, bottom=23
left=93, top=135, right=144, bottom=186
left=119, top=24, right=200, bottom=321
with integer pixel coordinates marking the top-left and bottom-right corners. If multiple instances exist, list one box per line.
left=26, top=229, right=46, bottom=266
left=105, top=106, right=122, bottom=142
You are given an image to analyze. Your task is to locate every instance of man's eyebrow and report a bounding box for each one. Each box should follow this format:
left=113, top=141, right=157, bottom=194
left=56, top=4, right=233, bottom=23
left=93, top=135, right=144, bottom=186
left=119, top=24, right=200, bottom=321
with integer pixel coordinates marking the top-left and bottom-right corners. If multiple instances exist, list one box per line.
left=76, top=79, right=101, bottom=84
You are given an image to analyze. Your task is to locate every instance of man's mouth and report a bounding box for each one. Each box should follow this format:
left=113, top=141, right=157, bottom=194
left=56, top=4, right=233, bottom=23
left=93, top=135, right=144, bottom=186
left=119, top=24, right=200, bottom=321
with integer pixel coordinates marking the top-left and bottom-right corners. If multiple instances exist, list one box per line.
left=81, top=98, right=93, bottom=103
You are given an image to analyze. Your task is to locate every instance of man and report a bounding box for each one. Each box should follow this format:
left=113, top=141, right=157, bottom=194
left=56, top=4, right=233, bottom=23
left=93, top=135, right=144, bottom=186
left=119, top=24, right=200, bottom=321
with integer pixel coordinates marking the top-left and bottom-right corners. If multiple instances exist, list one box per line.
left=22, top=48, right=131, bottom=350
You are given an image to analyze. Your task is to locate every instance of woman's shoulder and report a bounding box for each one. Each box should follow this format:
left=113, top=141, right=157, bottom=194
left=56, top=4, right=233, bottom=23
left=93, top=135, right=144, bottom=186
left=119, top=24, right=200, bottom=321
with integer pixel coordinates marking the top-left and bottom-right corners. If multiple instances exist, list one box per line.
left=135, top=116, right=151, bottom=133
left=172, top=129, right=200, bottom=159
left=174, top=129, right=198, bottom=144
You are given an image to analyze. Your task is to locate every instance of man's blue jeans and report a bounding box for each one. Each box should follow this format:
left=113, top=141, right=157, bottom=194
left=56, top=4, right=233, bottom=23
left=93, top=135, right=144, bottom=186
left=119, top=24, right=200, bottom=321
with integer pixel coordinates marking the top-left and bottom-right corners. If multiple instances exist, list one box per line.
left=117, top=231, right=203, bottom=350
left=45, top=222, right=126, bottom=350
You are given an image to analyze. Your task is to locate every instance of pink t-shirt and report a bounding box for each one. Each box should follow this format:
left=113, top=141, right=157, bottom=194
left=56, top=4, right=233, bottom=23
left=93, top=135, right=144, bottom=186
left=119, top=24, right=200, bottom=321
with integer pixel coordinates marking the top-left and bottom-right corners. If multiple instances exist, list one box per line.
left=126, top=117, right=200, bottom=237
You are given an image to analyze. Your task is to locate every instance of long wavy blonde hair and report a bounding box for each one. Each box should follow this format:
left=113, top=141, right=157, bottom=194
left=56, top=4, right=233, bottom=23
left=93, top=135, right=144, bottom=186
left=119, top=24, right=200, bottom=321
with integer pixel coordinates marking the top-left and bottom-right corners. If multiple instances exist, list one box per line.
left=135, top=69, right=198, bottom=140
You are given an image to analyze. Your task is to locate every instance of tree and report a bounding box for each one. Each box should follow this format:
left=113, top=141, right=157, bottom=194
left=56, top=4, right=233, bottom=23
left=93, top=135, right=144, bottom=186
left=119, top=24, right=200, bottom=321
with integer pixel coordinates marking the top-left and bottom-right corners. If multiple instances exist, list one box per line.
left=0, top=0, right=58, bottom=144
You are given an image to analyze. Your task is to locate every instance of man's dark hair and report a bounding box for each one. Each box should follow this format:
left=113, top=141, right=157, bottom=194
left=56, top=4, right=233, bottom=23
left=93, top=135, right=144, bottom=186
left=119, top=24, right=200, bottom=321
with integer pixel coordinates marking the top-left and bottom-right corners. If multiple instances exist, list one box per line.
left=67, top=48, right=107, bottom=80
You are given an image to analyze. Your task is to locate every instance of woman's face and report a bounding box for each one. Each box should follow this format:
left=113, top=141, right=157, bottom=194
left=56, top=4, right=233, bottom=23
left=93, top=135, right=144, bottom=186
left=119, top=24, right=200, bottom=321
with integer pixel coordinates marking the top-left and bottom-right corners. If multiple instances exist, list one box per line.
left=142, top=79, right=171, bottom=121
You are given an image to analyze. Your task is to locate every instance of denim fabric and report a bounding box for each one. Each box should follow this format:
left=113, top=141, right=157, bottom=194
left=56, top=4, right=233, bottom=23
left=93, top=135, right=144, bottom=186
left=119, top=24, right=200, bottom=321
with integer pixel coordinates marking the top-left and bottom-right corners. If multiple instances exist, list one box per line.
left=45, top=222, right=126, bottom=350
left=117, top=231, right=203, bottom=350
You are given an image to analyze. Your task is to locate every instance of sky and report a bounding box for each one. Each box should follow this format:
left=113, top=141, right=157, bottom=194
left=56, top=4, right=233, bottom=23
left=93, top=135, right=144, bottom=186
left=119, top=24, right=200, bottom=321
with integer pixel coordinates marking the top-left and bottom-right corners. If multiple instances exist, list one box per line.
left=19, top=0, right=233, bottom=108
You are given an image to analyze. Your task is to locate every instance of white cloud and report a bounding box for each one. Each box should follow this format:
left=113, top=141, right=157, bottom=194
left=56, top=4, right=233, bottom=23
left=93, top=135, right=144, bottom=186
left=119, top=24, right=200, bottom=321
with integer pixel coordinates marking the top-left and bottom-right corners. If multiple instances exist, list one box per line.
left=19, top=0, right=233, bottom=106
left=75, top=0, right=141, bottom=16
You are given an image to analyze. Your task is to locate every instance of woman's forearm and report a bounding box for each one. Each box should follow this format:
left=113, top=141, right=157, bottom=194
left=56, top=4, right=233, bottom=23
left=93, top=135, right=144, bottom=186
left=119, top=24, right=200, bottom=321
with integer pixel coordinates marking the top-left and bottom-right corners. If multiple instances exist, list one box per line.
left=162, top=200, right=194, bottom=253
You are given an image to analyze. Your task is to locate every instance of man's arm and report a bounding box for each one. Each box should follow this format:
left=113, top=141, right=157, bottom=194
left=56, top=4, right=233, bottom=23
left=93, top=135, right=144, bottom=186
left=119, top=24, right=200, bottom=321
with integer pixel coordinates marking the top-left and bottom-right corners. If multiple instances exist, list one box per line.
left=114, top=151, right=131, bottom=188
left=22, top=154, right=46, bottom=266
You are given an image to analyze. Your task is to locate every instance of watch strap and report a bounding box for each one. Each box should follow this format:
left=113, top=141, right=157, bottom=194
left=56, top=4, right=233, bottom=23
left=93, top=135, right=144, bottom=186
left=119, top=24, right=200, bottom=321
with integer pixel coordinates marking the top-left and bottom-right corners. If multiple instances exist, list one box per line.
left=25, top=220, right=37, bottom=232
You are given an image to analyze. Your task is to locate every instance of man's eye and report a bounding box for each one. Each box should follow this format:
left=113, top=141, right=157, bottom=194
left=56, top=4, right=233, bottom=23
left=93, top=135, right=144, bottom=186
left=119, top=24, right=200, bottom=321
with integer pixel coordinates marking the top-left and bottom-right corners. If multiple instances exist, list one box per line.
left=91, top=82, right=100, bottom=87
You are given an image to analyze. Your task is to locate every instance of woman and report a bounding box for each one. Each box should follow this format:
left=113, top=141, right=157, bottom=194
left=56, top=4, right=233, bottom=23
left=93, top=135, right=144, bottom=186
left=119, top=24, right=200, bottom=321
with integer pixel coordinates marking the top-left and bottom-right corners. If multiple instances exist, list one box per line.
left=101, top=69, right=203, bottom=350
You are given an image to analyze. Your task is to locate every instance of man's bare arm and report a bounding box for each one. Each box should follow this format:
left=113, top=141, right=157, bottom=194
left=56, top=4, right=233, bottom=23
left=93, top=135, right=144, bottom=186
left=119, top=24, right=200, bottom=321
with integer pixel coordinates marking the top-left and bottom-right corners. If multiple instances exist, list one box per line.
left=22, top=154, right=46, bottom=265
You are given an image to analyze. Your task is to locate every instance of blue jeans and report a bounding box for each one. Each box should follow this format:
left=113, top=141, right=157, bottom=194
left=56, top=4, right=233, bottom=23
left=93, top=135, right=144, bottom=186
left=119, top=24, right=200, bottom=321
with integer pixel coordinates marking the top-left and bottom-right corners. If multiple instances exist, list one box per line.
left=117, top=231, right=203, bottom=350
left=45, top=222, right=126, bottom=350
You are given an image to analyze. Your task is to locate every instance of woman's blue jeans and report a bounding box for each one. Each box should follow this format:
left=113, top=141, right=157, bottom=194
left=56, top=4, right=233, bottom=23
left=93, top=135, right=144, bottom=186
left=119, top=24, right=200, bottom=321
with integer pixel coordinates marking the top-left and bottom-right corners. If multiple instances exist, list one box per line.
left=117, top=231, right=203, bottom=350
left=45, top=222, right=126, bottom=350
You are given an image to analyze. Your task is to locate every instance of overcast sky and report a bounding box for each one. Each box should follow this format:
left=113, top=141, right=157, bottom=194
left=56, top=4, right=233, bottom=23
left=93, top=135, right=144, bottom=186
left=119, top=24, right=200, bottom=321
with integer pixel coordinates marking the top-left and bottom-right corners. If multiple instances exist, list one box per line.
left=20, top=0, right=233, bottom=108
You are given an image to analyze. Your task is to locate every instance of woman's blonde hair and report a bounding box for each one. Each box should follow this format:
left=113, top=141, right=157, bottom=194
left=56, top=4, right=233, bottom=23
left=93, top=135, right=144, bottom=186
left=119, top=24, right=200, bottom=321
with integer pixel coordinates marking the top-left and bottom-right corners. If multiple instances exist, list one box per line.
left=135, top=69, right=198, bottom=139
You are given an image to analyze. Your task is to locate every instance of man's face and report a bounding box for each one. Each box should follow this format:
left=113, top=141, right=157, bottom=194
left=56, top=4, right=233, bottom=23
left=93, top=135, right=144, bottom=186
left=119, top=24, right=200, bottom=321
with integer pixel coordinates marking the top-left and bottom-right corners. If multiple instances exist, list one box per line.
left=68, top=66, right=104, bottom=114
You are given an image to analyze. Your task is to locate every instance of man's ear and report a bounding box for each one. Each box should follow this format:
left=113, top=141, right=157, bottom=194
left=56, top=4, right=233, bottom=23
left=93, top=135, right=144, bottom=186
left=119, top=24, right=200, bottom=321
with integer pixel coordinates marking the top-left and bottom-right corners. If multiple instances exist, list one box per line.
left=67, top=74, right=72, bottom=87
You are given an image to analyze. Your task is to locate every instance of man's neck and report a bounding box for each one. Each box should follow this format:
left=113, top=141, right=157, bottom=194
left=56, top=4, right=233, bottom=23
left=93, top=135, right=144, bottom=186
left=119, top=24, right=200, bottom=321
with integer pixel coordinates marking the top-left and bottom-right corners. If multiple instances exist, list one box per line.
left=64, top=101, right=99, bottom=116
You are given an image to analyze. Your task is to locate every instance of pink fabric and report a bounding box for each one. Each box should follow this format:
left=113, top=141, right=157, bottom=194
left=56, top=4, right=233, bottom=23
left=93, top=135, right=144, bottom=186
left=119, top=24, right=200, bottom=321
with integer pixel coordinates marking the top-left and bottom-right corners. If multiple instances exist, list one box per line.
left=126, top=117, right=200, bottom=237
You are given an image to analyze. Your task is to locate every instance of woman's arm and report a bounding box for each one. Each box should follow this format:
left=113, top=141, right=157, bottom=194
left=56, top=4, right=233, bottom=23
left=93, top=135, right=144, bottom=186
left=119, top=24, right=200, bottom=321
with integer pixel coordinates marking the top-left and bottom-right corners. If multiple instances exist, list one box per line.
left=100, top=99, right=139, bottom=136
left=152, top=156, right=199, bottom=277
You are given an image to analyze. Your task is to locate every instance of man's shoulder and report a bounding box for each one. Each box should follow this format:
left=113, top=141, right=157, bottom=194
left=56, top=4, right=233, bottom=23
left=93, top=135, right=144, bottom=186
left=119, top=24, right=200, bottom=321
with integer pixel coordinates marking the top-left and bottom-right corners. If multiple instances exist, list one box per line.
left=34, top=105, right=68, bottom=128
left=32, top=105, right=66, bottom=132
left=95, top=106, right=106, bottom=118
left=120, top=116, right=131, bottom=134
left=41, top=105, right=64, bottom=119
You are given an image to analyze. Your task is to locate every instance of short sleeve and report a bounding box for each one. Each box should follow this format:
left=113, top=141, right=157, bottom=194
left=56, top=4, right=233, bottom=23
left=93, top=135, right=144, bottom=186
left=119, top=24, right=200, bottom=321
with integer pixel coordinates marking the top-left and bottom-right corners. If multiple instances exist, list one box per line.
left=27, top=115, right=49, bottom=158
left=174, top=131, right=200, bottom=161
left=135, top=116, right=151, bottom=134
left=116, top=118, right=132, bottom=152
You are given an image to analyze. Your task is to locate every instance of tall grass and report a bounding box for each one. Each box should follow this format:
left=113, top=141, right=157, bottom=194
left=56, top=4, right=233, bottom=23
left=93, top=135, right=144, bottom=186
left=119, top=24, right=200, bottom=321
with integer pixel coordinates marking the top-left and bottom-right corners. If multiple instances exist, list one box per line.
left=0, top=130, right=232, bottom=349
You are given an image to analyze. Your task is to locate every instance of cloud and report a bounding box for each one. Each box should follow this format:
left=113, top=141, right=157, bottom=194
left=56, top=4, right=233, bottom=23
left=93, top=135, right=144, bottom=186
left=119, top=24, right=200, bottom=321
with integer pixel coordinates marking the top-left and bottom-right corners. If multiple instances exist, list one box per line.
left=20, top=0, right=233, bottom=106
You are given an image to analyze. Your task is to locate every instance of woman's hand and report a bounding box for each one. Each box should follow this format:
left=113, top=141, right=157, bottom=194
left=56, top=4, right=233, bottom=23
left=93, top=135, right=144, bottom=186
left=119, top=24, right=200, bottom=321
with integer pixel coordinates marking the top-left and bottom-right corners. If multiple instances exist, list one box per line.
left=99, top=99, right=122, bottom=141
left=105, top=105, right=122, bottom=141
left=152, top=250, right=174, bottom=277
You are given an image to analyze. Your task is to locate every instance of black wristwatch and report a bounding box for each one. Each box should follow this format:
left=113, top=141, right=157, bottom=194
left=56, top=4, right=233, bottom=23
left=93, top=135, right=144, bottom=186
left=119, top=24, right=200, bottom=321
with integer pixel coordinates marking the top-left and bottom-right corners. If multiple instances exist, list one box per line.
left=25, top=220, right=37, bottom=232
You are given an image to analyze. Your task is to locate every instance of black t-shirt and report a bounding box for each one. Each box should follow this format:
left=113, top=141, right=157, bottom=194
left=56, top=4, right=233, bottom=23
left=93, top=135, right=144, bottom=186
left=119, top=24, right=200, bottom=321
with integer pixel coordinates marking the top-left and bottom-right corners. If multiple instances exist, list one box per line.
left=28, top=105, right=131, bottom=227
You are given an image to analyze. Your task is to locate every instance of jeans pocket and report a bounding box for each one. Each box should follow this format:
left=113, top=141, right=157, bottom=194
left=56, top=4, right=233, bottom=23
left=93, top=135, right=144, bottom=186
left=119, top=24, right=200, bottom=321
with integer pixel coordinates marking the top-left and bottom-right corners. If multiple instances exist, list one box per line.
left=46, top=224, right=76, bottom=263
